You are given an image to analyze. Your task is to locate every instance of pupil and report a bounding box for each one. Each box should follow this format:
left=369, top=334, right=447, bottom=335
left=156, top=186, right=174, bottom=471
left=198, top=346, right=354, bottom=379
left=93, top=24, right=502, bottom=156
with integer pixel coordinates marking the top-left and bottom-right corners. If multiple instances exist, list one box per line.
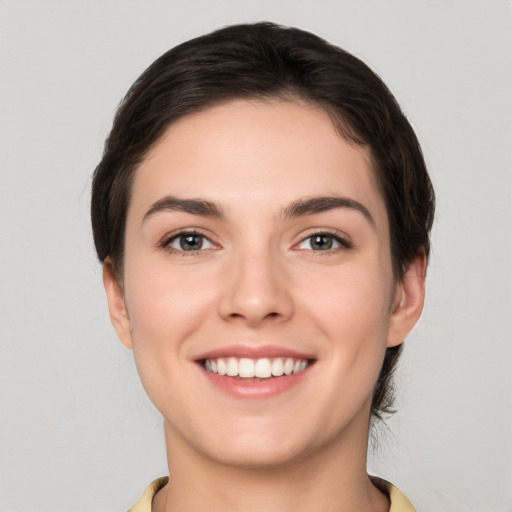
left=180, top=234, right=202, bottom=250
left=312, top=235, right=332, bottom=250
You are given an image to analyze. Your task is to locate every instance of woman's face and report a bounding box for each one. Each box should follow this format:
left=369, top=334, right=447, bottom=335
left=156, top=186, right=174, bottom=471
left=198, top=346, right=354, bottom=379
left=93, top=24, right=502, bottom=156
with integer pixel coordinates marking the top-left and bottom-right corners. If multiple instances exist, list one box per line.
left=104, top=99, right=423, bottom=468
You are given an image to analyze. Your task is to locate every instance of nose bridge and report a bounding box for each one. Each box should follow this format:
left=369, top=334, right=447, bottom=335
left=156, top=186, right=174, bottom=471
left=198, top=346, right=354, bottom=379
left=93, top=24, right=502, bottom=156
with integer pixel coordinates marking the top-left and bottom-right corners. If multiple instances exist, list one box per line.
left=219, top=241, right=294, bottom=325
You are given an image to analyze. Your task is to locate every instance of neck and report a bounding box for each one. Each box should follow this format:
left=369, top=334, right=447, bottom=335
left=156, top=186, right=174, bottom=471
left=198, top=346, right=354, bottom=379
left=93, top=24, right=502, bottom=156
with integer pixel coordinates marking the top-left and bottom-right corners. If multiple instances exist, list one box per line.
left=153, top=415, right=389, bottom=512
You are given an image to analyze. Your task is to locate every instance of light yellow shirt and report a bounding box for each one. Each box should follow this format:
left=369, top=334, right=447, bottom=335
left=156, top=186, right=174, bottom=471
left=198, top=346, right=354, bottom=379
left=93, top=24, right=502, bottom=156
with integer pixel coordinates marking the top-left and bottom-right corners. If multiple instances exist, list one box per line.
left=128, top=476, right=415, bottom=512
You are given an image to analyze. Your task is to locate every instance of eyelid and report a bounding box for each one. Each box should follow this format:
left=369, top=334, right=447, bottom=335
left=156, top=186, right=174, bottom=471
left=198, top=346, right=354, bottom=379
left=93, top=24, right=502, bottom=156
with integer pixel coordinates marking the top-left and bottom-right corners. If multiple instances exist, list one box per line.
left=157, top=227, right=352, bottom=254
left=293, top=228, right=353, bottom=251
left=158, top=228, right=220, bottom=253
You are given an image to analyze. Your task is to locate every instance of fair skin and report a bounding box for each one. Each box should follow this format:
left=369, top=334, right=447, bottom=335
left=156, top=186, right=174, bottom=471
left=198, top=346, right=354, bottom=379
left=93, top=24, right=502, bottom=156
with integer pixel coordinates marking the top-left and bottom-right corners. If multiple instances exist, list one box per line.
left=103, top=99, right=425, bottom=512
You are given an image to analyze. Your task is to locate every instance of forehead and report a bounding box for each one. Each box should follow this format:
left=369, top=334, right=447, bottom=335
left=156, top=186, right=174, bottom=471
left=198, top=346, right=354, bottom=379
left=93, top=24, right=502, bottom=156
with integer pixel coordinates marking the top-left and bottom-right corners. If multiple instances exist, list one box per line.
left=129, top=99, right=387, bottom=228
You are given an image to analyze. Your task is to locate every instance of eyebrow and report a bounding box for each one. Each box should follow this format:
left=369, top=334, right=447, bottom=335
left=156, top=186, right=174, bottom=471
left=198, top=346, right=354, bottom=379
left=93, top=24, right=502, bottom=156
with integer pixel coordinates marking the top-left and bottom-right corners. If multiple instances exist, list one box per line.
left=282, top=196, right=375, bottom=226
left=143, top=196, right=225, bottom=221
left=143, top=194, right=374, bottom=226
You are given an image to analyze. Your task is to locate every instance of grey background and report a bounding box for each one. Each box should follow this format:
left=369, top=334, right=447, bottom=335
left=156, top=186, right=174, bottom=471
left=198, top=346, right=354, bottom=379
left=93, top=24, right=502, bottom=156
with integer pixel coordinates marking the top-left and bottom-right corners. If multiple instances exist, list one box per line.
left=1, top=1, right=511, bottom=511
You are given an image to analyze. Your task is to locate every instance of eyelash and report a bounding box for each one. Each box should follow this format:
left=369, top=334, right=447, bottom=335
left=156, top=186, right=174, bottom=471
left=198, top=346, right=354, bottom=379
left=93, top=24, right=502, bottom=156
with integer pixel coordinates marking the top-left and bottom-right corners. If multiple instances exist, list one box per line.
left=159, top=230, right=218, bottom=255
left=296, top=230, right=353, bottom=253
left=159, top=229, right=352, bottom=256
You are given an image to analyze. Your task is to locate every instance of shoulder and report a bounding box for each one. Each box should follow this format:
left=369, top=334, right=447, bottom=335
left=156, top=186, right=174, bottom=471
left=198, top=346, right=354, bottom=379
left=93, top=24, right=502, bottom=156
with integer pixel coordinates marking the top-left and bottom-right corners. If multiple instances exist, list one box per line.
left=127, top=477, right=169, bottom=512
left=370, top=476, right=416, bottom=512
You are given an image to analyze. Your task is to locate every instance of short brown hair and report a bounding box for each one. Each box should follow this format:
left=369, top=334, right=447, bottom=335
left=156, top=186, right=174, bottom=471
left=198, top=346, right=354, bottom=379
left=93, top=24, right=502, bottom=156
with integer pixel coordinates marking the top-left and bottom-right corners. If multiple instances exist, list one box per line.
left=91, top=22, right=435, bottom=420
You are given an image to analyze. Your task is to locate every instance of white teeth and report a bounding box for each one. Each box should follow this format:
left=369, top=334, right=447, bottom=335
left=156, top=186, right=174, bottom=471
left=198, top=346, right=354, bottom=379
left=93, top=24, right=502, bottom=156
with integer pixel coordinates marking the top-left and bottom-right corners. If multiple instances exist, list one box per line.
left=238, top=358, right=255, bottom=378
left=255, top=358, right=272, bottom=378
left=217, top=358, right=227, bottom=375
left=204, top=356, right=309, bottom=379
left=226, top=357, right=238, bottom=377
left=271, top=358, right=284, bottom=376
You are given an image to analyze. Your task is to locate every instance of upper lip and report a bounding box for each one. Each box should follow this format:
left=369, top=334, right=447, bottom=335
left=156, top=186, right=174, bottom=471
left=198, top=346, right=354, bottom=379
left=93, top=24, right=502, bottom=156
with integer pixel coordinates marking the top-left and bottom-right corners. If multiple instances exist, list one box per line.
left=194, top=344, right=315, bottom=361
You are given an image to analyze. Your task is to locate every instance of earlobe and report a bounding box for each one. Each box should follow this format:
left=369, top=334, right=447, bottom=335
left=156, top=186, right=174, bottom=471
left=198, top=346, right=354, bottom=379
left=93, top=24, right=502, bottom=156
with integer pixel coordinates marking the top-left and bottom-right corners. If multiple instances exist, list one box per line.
left=387, top=252, right=426, bottom=348
left=102, top=262, right=133, bottom=349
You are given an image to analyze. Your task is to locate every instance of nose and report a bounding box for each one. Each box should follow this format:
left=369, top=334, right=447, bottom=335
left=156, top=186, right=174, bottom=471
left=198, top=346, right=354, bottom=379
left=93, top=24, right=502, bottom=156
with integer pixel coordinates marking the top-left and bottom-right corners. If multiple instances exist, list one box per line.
left=218, top=249, right=295, bottom=327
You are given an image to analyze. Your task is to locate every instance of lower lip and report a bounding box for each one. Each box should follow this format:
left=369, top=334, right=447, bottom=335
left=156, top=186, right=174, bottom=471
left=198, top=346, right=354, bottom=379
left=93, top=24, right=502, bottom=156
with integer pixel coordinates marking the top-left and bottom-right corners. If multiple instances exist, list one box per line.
left=200, top=364, right=312, bottom=399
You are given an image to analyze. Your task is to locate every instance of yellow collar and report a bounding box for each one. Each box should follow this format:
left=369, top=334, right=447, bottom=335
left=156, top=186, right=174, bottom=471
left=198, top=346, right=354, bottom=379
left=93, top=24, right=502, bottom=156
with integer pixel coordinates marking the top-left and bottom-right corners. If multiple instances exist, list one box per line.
left=128, top=475, right=416, bottom=512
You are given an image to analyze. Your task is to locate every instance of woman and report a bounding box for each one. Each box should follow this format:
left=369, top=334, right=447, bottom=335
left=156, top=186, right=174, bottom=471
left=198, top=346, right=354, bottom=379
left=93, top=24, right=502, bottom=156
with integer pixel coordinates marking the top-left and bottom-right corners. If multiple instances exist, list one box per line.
left=91, top=22, right=434, bottom=512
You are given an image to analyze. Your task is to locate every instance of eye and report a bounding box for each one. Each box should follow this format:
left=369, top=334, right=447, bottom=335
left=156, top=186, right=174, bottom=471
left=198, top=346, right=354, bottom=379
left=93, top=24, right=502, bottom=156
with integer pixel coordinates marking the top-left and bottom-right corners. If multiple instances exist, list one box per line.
left=297, top=233, right=351, bottom=251
left=164, top=232, right=215, bottom=252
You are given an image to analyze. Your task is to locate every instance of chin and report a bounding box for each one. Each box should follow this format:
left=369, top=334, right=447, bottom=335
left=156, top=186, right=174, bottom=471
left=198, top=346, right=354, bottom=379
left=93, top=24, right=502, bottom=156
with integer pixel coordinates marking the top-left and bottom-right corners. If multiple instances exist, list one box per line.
left=207, top=436, right=309, bottom=470
left=199, top=413, right=344, bottom=471
left=167, top=413, right=313, bottom=470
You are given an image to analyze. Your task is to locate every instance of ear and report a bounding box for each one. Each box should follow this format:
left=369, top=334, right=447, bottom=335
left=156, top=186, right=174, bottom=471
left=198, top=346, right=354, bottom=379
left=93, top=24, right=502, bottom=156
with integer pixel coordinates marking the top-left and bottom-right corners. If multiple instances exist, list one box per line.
left=387, top=251, right=426, bottom=348
left=102, top=262, right=133, bottom=349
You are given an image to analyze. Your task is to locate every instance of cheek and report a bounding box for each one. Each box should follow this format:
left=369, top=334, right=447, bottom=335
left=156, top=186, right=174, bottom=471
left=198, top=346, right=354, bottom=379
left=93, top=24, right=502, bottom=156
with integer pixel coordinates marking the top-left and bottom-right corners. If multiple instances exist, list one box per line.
left=299, top=259, right=393, bottom=336
left=297, top=255, right=395, bottom=392
left=121, top=264, right=217, bottom=413
left=124, top=263, right=217, bottom=350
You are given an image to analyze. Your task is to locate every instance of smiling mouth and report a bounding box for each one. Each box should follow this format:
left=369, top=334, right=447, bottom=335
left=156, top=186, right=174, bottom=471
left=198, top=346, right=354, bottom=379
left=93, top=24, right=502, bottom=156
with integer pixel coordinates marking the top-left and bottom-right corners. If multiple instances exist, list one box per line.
left=202, top=357, right=311, bottom=379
